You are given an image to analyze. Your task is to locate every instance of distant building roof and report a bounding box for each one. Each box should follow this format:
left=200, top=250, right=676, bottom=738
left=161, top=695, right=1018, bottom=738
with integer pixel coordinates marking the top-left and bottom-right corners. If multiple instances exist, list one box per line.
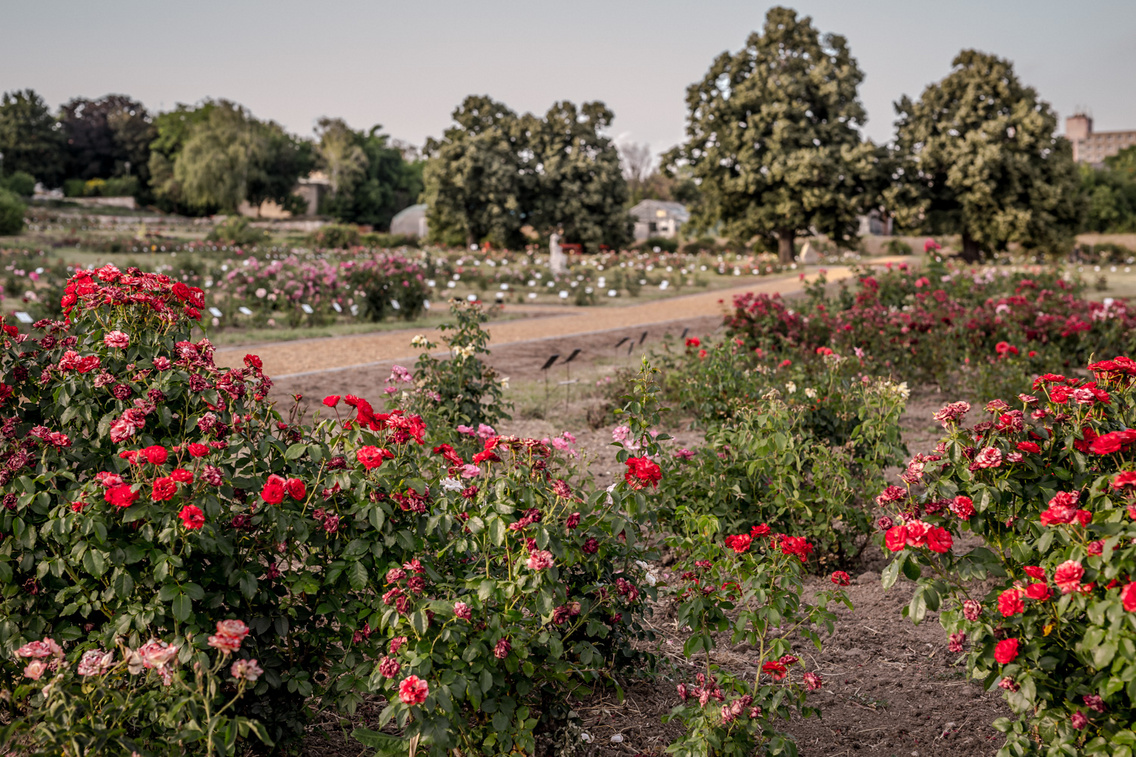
left=629, top=200, right=690, bottom=223
left=390, top=203, right=428, bottom=237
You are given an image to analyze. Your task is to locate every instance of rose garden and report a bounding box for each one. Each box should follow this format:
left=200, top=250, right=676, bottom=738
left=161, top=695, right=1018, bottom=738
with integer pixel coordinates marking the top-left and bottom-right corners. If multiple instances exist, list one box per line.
left=4, top=5, right=1136, bottom=755
left=0, top=236, right=1135, bottom=757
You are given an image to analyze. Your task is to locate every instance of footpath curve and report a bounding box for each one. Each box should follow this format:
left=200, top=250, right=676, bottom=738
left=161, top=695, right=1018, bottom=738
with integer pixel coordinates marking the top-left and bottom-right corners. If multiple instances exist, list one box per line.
left=216, top=260, right=902, bottom=379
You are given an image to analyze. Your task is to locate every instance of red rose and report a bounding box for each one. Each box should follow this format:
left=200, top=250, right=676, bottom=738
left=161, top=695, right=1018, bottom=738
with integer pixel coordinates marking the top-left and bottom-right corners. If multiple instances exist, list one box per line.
left=997, top=589, right=1025, bottom=616
left=261, top=475, right=286, bottom=505
left=179, top=505, right=205, bottom=530
left=187, top=443, right=210, bottom=458
left=1113, top=471, right=1136, bottom=489
left=1016, top=441, right=1041, bottom=454
left=357, top=446, right=394, bottom=470
left=151, top=477, right=178, bottom=502
left=170, top=468, right=194, bottom=483
left=284, top=478, right=306, bottom=500
left=1122, top=582, right=1136, bottom=612
left=949, top=496, right=975, bottom=520
left=994, top=638, right=1020, bottom=665
left=724, top=534, right=752, bottom=554
left=750, top=524, right=770, bottom=538
left=1054, top=560, right=1084, bottom=594
left=624, top=457, right=662, bottom=490
left=831, top=571, right=851, bottom=586
left=141, top=445, right=168, bottom=465
left=244, top=354, right=263, bottom=370
left=1025, top=583, right=1051, bottom=602
left=884, top=525, right=907, bottom=552
left=323, top=395, right=341, bottom=408
left=904, top=521, right=929, bottom=547
left=925, top=527, right=953, bottom=553
left=761, top=661, right=788, bottom=680
left=1023, top=565, right=1046, bottom=581
left=1073, top=510, right=1093, bottom=526
left=105, top=484, right=139, bottom=508
left=398, top=675, right=429, bottom=705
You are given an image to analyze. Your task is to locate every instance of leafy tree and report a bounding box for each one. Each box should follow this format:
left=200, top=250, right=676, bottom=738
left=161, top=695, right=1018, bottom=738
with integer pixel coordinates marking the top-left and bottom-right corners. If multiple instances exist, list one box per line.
left=245, top=120, right=315, bottom=214
left=0, top=89, right=66, bottom=186
left=172, top=101, right=262, bottom=213
left=0, top=188, right=25, bottom=235
left=153, top=100, right=310, bottom=215
left=315, top=117, right=367, bottom=196
left=1079, top=146, right=1136, bottom=233
left=148, top=102, right=217, bottom=214
left=888, top=50, right=1083, bottom=261
left=423, top=96, right=530, bottom=248
left=424, top=95, right=631, bottom=250
left=664, top=7, right=879, bottom=262
left=59, top=95, right=154, bottom=188
left=317, top=120, right=423, bottom=229
left=527, top=101, right=631, bottom=250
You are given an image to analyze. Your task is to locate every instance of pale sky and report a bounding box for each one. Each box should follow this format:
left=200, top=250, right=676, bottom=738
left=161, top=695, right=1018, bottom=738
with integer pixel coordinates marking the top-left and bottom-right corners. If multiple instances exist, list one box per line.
left=4, top=1, right=1135, bottom=159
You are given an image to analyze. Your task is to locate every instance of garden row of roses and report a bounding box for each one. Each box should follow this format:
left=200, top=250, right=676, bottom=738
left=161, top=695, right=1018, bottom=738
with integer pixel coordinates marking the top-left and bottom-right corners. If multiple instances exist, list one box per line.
left=872, top=355, right=1136, bottom=755
left=0, top=265, right=837, bottom=756
left=726, top=260, right=1135, bottom=395
left=4, top=243, right=788, bottom=326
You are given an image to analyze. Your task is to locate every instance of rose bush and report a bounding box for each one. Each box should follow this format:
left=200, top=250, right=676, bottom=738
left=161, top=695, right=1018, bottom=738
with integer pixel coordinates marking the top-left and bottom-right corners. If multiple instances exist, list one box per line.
left=1, top=621, right=268, bottom=756
left=877, top=356, right=1136, bottom=756
left=0, top=267, right=655, bottom=752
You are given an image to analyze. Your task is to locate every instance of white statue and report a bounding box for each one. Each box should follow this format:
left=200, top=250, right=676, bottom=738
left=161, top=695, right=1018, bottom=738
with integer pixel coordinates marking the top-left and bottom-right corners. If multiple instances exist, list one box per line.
left=549, top=231, right=567, bottom=276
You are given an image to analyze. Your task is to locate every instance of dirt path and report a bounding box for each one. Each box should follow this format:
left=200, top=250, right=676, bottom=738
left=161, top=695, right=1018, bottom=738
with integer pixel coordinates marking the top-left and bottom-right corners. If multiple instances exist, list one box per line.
left=216, top=261, right=905, bottom=379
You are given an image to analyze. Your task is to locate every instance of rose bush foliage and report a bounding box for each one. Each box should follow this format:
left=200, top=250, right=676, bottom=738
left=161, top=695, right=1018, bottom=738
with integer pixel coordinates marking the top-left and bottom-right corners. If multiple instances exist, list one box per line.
left=878, top=356, right=1136, bottom=756
left=0, top=267, right=653, bottom=752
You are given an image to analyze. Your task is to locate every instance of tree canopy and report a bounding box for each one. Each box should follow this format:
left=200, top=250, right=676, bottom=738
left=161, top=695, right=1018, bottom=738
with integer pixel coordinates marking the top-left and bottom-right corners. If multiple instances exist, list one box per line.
left=887, top=50, right=1082, bottom=260
left=423, top=95, right=631, bottom=251
left=0, top=89, right=66, bottom=186
left=1080, top=146, right=1136, bottom=234
left=60, top=95, right=154, bottom=186
left=664, top=6, right=880, bottom=262
left=317, top=119, right=423, bottom=229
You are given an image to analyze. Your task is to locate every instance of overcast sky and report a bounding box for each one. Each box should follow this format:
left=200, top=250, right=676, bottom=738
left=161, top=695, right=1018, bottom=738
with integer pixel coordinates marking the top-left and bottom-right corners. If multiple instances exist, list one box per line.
left=4, top=0, right=1135, bottom=158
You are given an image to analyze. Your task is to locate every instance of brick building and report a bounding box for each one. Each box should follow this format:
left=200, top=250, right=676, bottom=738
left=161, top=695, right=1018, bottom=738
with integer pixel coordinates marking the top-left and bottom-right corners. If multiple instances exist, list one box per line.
left=1066, top=113, right=1136, bottom=166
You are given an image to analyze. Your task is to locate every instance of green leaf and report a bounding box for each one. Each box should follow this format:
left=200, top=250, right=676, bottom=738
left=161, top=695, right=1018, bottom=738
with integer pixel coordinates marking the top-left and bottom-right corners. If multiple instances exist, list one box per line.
left=907, top=588, right=927, bottom=626
left=347, top=561, right=368, bottom=590
left=284, top=443, right=307, bottom=460
left=172, top=593, right=191, bottom=622
left=881, top=556, right=902, bottom=590
left=351, top=728, right=406, bottom=754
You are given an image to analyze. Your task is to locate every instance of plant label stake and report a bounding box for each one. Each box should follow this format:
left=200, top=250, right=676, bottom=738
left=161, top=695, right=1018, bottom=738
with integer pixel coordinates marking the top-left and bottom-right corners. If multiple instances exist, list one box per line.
left=540, top=353, right=559, bottom=404
left=562, top=349, right=582, bottom=408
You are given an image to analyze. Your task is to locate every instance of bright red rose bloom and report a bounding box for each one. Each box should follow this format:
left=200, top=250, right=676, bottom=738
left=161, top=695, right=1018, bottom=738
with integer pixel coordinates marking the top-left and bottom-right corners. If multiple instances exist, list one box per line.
left=151, top=477, right=177, bottom=502
left=261, top=475, right=286, bottom=505
left=994, top=638, right=1020, bottom=665
left=725, top=534, right=752, bottom=554
left=284, top=478, right=306, bottom=500
left=1025, top=583, right=1051, bottom=602
left=831, top=571, right=851, bottom=586
left=187, top=443, right=210, bottom=458
left=179, top=505, right=205, bottom=530
left=761, top=661, right=788, bottom=680
left=884, top=525, right=908, bottom=552
left=750, top=524, right=770, bottom=537
left=998, top=589, right=1025, bottom=617
left=624, top=457, right=662, bottom=490
left=1113, top=471, right=1136, bottom=489
left=142, top=445, right=168, bottom=465
left=926, top=527, right=953, bottom=554
left=357, top=446, right=394, bottom=470
left=170, top=468, right=194, bottom=483
left=1122, top=582, right=1136, bottom=612
left=323, top=395, right=341, bottom=408
left=105, top=484, right=139, bottom=508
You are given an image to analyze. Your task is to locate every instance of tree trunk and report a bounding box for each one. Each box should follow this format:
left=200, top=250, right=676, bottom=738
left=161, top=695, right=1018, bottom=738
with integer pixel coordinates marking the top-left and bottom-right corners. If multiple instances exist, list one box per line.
left=960, top=232, right=982, bottom=263
left=777, top=229, right=795, bottom=264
